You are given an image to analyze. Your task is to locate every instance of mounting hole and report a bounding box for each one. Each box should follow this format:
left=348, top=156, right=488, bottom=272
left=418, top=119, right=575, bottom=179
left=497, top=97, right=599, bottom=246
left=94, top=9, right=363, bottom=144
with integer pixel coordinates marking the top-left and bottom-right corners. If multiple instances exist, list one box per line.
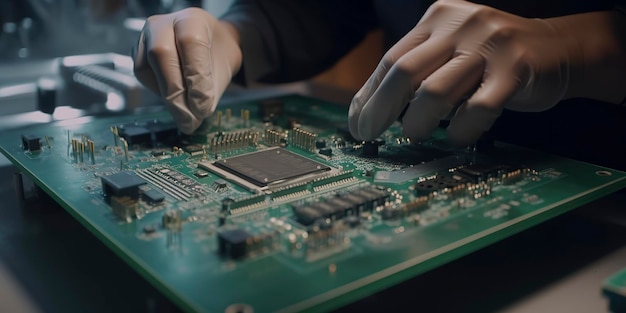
left=595, top=170, right=612, bottom=177
left=225, top=303, right=254, bottom=313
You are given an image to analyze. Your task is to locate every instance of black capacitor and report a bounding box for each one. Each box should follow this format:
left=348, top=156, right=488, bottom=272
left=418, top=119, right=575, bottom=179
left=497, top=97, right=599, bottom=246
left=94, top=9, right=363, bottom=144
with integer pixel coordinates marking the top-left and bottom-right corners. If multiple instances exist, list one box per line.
left=21, top=135, right=41, bottom=151
left=221, top=198, right=235, bottom=213
left=217, top=229, right=250, bottom=259
left=315, top=139, right=326, bottom=149
left=218, top=214, right=227, bottom=226
left=37, top=77, right=57, bottom=114
left=319, top=147, right=332, bottom=157
left=362, top=141, right=378, bottom=157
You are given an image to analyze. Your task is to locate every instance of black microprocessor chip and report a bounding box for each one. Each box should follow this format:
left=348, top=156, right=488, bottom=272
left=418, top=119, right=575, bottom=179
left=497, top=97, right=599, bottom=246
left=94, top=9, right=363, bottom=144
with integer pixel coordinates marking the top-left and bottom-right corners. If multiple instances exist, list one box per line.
left=213, top=148, right=331, bottom=186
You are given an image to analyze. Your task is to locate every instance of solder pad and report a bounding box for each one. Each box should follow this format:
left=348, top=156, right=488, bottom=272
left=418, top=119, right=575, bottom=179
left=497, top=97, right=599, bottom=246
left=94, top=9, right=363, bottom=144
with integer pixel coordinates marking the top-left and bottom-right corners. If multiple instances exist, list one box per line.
left=213, top=147, right=331, bottom=186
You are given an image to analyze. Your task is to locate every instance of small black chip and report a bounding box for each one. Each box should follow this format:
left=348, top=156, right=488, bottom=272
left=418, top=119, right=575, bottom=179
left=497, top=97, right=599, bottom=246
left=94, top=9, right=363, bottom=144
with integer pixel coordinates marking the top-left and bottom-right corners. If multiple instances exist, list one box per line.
left=101, top=171, right=147, bottom=202
left=22, top=135, right=41, bottom=151
left=183, top=144, right=204, bottom=156
left=455, top=164, right=508, bottom=182
left=218, top=229, right=251, bottom=259
left=213, top=148, right=331, bottom=187
left=142, top=188, right=165, bottom=204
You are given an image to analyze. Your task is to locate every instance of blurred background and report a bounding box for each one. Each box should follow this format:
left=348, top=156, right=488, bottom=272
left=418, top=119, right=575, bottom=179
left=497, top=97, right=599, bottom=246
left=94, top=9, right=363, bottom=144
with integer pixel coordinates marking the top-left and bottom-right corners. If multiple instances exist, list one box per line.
left=0, top=0, right=382, bottom=127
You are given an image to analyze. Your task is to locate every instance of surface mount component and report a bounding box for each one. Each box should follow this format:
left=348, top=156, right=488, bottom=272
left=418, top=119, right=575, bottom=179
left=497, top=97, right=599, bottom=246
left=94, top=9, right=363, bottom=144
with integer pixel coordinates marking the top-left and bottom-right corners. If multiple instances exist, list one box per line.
left=101, top=171, right=147, bottom=202
left=212, top=147, right=331, bottom=187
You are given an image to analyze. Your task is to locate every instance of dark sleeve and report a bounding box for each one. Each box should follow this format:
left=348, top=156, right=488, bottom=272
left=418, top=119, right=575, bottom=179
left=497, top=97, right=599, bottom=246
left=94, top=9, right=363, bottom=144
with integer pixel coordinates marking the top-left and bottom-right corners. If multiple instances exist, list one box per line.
left=220, top=0, right=378, bottom=85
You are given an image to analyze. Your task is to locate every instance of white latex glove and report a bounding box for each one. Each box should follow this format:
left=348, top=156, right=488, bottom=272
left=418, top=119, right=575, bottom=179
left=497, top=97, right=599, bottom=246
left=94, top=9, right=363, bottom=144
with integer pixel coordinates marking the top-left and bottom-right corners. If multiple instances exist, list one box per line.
left=349, top=0, right=625, bottom=146
left=133, top=8, right=242, bottom=134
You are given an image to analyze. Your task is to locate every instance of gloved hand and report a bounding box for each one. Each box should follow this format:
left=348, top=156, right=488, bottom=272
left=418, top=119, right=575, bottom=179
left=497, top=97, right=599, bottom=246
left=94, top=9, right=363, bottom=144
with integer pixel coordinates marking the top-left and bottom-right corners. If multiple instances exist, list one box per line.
left=133, top=8, right=242, bottom=134
left=349, top=0, right=584, bottom=146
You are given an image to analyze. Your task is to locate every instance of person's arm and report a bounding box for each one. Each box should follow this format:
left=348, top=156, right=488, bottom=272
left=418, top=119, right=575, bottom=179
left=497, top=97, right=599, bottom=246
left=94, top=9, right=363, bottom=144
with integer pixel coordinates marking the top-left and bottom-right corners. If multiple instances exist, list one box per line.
left=558, top=8, right=626, bottom=104
left=220, top=0, right=378, bottom=85
left=348, top=0, right=626, bottom=147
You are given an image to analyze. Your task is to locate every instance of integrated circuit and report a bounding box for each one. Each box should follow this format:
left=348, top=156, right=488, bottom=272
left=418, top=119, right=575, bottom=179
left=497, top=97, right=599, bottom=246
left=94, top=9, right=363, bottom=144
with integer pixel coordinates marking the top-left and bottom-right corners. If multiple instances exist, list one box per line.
left=212, top=148, right=331, bottom=187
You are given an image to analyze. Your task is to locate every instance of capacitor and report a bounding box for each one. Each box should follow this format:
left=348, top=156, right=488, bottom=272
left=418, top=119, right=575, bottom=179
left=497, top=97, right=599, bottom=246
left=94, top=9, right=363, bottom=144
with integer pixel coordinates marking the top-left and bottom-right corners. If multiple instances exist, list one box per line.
left=319, top=147, right=332, bottom=157
left=362, top=141, right=378, bottom=157
left=315, top=139, right=326, bottom=149
left=221, top=197, right=235, bottom=213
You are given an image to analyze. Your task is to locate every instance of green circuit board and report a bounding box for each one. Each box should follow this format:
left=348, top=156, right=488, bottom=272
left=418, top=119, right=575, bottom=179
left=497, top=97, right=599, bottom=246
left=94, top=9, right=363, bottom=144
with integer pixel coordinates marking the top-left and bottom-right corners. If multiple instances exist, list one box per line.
left=2, top=95, right=626, bottom=313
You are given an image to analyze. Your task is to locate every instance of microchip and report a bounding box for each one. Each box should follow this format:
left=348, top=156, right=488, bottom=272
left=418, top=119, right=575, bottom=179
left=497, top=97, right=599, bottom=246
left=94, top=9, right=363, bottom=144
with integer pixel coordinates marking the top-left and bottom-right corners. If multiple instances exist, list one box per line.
left=213, top=148, right=331, bottom=187
left=101, top=171, right=147, bottom=202
left=218, top=229, right=251, bottom=259
left=455, top=164, right=514, bottom=182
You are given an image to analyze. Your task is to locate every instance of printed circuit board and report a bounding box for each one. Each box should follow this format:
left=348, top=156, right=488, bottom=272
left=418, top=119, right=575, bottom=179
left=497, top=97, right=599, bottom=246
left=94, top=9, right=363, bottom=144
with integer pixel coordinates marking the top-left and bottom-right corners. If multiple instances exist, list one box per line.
left=1, top=95, right=626, bottom=313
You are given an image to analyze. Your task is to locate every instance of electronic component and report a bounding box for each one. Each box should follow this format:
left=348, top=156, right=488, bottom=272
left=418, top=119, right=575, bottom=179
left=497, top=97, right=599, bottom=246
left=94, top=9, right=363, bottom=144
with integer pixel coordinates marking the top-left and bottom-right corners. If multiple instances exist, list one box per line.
left=286, top=118, right=300, bottom=130
left=218, top=229, right=252, bottom=260
left=304, top=222, right=350, bottom=262
left=135, top=167, right=204, bottom=201
left=225, top=194, right=269, bottom=215
left=101, top=171, right=147, bottom=203
left=291, top=128, right=317, bottom=151
left=362, top=141, right=379, bottom=158
left=194, top=170, right=209, bottom=178
left=319, top=147, right=332, bottom=157
left=264, top=129, right=286, bottom=146
left=116, top=124, right=150, bottom=147
left=374, top=155, right=467, bottom=184
left=183, top=144, right=205, bottom=156
left=162, top=210, right=182, bottom=230
left=213, top=179, right=228, bottom=192
left=381, top=196, right=429, bottom=220
left=315, top=139, right=326, bottom=149
left=293, top=185, right=390, bottom=225
left=116, top=120, right=177, bottom=147
left=22, top=135, right=41, bottom=152
left=142, top=188, right=165, bottom=204
left=414, top=175, right=467, bottom=196
left=207, top=130, right=259, bottom=153
left=111, top=196, right=140, bottom=222
left=454, top=164, right=503, bottom=182
left=212, top=148, right=331, bottom=187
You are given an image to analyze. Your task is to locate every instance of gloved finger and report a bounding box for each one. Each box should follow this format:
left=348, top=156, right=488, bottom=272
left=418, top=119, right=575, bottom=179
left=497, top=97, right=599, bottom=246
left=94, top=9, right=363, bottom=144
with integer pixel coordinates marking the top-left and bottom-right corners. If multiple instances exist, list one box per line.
left=401, top=53, right=484, bottom=142
left=355, top=39, right=454, bottom=141
left=447, top=68, right=519, bottom=146
left=132, top=30, right=161, bottom=97
left=173, top=9, right=216, bottom=121
left=145, top=17, right=198, bottom=134
left=348, top=29, right=430, bottom=140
